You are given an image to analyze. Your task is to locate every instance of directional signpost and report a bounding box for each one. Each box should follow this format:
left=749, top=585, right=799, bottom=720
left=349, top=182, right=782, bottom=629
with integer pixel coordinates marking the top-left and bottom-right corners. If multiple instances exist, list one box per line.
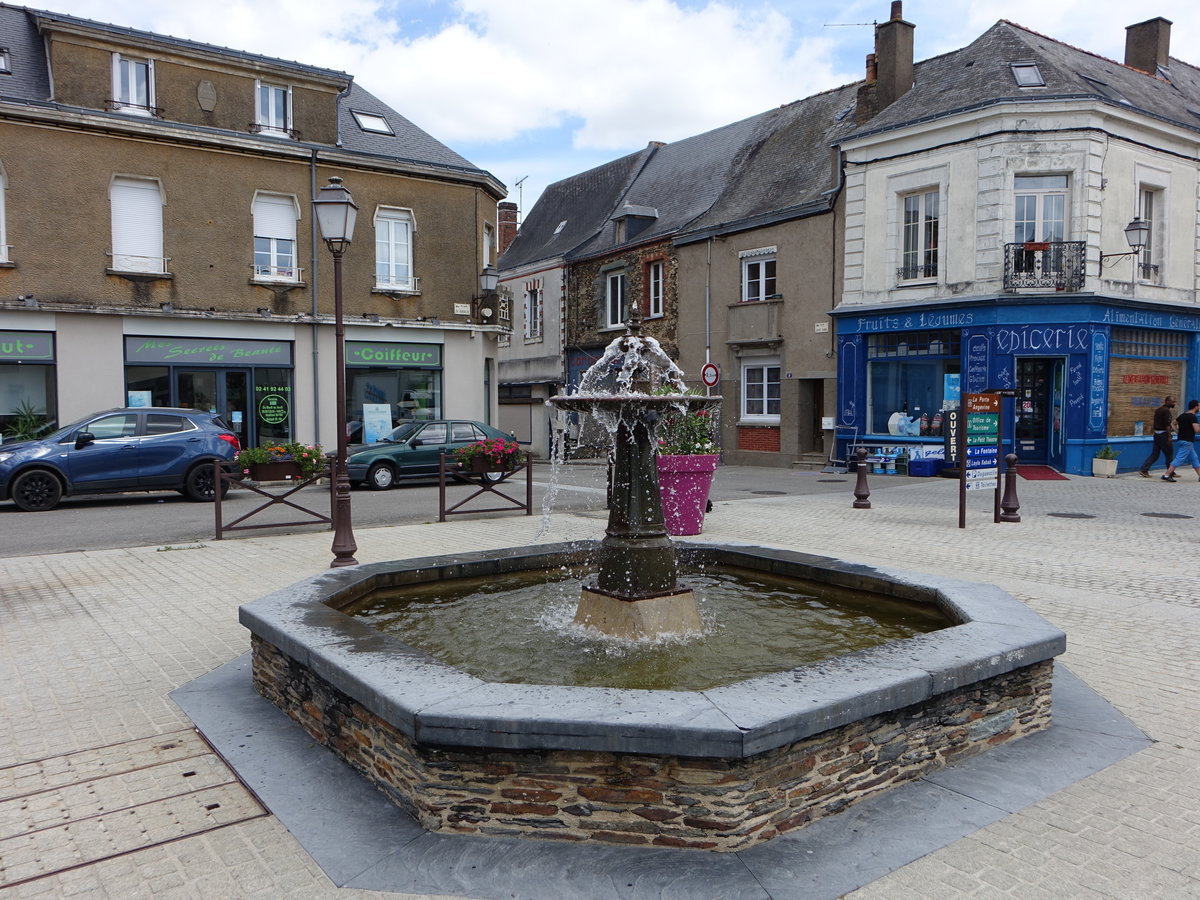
left=959, top=393, right=1002, bottom=528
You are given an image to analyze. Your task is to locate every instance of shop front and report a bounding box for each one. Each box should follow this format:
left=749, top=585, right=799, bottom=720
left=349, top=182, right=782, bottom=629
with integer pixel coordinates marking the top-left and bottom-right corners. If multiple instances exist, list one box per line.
left=123, top=335, right=294, bottom=448
left=345, top=340, right=443, bottom=444
left=0, top=330, right=57, bottom=440
left=833, top=299, right=1199, bottom=475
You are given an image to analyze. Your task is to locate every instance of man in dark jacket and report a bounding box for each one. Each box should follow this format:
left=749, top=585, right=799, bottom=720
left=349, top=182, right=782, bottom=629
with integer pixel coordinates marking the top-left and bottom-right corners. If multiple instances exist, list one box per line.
left=1163, top=399, right=1200, bottom=482
left=1139, top=396, right=1176, bottom=477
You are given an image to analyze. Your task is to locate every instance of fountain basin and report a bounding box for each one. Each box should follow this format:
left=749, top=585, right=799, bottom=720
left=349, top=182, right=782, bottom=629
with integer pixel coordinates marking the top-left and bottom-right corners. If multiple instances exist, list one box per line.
left=240, top=542, right=1063, bottom=851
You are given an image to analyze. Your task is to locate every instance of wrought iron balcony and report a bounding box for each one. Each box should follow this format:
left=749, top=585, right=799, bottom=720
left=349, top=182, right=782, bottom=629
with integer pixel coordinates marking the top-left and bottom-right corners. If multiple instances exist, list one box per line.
left=897, top=261, right=938, bottom=281
left=1003, top=241, right=1085, bottom=292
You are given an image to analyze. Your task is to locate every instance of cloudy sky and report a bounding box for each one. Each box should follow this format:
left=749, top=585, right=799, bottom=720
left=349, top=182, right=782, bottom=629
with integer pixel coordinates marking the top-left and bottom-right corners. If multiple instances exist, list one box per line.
left=35, top=0, right=1200, bottom=214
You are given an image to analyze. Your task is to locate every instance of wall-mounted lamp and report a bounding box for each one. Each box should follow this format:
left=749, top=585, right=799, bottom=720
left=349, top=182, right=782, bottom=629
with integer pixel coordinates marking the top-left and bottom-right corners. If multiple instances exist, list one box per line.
left=474, top=265, right=499, bottom=322
left=1099, top=217, right=1149, bottom=271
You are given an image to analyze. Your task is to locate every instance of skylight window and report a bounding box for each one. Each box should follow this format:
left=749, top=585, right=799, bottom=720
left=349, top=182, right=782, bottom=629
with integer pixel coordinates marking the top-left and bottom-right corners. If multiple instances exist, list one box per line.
left=1011, top=62, right=1045, bottom=87
left=0, top=47, right=10, bottom=74
left=553, top=220, right=567, bottom=235
left=1079, top=74, right=1129, bottom=104
left=351, top=110, right=393, bottom=135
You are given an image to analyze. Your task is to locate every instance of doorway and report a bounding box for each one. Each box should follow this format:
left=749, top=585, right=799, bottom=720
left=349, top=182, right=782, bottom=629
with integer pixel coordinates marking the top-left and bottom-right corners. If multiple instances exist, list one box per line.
left=1014, top=357, right=1065, bottom=469
left=178, top=369, right=250, bottom=445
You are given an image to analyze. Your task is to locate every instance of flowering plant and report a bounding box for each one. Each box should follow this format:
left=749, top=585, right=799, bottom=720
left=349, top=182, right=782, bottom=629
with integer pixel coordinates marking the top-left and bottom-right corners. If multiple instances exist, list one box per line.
left=656, top=403, right=718, bottom=456
left=454, top=437, right=523, bottom=469
left=234, top=441, right=326, bottom=478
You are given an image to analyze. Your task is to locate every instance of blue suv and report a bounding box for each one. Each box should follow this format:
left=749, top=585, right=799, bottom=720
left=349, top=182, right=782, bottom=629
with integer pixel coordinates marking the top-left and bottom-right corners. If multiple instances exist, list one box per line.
left=0, top=407, right=240, bottom=511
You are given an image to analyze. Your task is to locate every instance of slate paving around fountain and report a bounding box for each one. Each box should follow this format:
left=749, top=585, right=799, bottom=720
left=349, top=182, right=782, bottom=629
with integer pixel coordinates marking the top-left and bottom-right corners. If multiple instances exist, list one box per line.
left=174, top=657, right=1144, bottom=900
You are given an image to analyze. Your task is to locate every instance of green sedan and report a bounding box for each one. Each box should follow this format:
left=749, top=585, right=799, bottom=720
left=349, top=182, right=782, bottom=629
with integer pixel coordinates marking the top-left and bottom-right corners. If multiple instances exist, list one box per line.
left=346, top=419, right=514, bottom=490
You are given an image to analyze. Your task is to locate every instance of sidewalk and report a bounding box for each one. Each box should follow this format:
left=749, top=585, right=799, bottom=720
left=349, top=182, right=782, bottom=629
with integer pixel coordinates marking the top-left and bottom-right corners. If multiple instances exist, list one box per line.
left=1, top=471, right=1198, bottom=897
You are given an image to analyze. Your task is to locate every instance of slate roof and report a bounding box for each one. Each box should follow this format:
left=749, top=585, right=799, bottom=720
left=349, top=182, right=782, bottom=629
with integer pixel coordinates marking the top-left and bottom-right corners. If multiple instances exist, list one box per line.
left=498, top=146, right=655, bottom=270
left=0, top=4, right=51, bottom=101
left=848, top=20, right=1200, bottom=141
left=0, top=3, right=494, bottom=184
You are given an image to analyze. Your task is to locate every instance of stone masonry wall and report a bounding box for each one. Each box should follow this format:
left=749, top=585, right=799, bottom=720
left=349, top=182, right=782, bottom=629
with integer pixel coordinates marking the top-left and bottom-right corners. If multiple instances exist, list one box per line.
left=252, top=636, right=1052, bottom=852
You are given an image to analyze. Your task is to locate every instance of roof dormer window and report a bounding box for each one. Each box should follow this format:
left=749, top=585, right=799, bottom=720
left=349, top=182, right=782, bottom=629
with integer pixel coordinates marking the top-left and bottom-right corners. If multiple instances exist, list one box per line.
left=0, top=47, right=11, bottom=75
left=1010, top=62, right=1045, bottom=87
left=254, top=81, right=293, bottom=138
left=111, top=53, right=156, bottom=116
left=351, top=110, right=393, bottom=134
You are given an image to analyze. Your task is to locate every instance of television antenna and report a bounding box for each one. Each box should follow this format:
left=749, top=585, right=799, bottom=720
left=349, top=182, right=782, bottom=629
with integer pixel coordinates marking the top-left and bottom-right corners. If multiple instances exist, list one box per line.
left=514, top=175, right=528, bottom=219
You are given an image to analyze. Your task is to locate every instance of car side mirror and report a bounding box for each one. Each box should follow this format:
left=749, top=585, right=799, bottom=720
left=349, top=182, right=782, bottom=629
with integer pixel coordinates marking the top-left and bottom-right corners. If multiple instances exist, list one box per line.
left=75, top=432, right=95, bottom=449
left=410, top=438, right=423, bottom=447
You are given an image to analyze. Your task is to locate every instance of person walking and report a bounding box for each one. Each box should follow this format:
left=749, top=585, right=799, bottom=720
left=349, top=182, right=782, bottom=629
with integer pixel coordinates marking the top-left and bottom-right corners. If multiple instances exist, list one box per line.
left=1163, top=399, right=1200, bottom=482
left=1139, top=395, right=1176, bottom=477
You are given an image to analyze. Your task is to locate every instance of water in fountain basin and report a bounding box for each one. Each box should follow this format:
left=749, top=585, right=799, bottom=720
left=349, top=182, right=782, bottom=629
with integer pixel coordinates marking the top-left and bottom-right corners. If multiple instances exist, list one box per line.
left=344, top=566, right=948, bottom=691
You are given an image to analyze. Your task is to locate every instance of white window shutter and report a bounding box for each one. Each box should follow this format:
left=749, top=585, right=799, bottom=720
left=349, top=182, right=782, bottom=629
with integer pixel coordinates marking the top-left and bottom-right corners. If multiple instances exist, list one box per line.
left=110, top=177, right=163, bottom=272
left=253, top=194, right=297, bottom=240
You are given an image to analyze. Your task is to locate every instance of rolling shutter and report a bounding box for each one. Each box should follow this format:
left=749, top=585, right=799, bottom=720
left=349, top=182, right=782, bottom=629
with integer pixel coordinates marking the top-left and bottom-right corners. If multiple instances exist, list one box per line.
left=110, top=177, right=163, bottom=273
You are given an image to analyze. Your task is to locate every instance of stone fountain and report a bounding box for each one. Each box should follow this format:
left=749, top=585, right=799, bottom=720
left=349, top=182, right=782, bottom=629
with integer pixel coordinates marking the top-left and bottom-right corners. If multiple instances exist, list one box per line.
left=549, top=308, right=718, bottom=639
left=238, top=314, right=1065, bottom=851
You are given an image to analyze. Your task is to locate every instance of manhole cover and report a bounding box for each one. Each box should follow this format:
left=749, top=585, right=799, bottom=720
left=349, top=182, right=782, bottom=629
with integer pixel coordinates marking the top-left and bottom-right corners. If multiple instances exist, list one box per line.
left=1141, top=512, right=1194, bottom=519
left=751, top=490, right=787, bottom=495
left=817, top=479, right=848, bottom=483
left=1047, top=512, right=1096, bottom=519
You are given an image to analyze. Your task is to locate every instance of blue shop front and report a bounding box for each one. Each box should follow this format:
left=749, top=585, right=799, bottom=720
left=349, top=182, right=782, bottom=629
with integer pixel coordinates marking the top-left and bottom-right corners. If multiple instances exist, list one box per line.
left=832, top=298, right=1200, bottom=476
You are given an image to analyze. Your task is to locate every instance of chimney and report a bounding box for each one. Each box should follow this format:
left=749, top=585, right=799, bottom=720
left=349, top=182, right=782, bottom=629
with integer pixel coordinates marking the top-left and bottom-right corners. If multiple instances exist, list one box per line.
left=875, top=1, right=915, bottom=111
left=855, top=54, right=878, bottom=125
left=1125, top=17, right=1172, bottom=75
left=497, top=202, right=519, bottom=257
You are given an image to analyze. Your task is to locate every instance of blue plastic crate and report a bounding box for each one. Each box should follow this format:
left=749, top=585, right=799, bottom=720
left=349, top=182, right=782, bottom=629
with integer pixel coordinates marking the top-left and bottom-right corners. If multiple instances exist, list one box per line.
left=908, top=458, right=943, bottom=477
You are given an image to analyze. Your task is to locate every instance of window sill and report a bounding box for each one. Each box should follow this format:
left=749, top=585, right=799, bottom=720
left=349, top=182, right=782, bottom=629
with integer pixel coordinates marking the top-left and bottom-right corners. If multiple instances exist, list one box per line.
left=250, top=277, right=306, bottom=288
left=738, top=419, right=781, bottom=427
left=372, top=285, right=421, bottom=297
left=107, top=268, right=173, bottom=282
left=0, top=260, right=14, bottom=269
left=599, top=325, right=625, bottom=333
left=896, top=278, right=937, bottom=288
left=523, top=336, right=545, bottom=345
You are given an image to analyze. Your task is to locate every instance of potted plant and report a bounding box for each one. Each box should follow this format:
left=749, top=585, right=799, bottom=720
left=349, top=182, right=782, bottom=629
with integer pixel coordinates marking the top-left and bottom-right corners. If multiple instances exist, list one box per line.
left=3, top=400, right=52, bottom=443
left=1092, top=445, right=1119, bottom=478
left=655, top=396, right=719, bottom=536
left=235, top=441, right=326, bottom=481
left=454, top=437, right=523, bottom=473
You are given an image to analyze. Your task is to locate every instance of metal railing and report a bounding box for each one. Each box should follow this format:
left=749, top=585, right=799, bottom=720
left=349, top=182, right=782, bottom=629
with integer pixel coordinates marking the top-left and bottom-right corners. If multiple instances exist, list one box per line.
left=106, top=99, right=163, bottom=117
left=107, top=252, right=170, bottom=274
left=248, top=123, right=300, bottom=140
left=897, top=261, right=938, bottom=281
left=1003, top=241, right=1085, bottom=292
left=253, top=264, right=304, bottom=282
left=374, top=275, right=420, bottom=293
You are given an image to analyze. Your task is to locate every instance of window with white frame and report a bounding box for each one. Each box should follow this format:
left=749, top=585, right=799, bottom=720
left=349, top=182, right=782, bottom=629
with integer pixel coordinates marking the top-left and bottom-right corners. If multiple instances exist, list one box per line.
left=900, top=189, right=939, bottom=280
left=483, top=223, right=495, bottom=267
left=374, top=207, right=414, bottom=290
left=110, top=176, right=164, bottom=273
left=1138, top=186, right=1163, bottom=282
left=252, top=193, right=298, bottom=281
left=647, top=260, right=664, bottom=317
left=741, top=359, right=781, bottom=422
left=605, top=271, right=626, bottom=328
left=112, top=53, right=154, bottom=115
left=524, top=279, right=543, bottom=339
left=0, top=47, right=10, bottom=74
left=739, top=247, right=776, bottom=302
left=0, top=163, right=7, bottom=263
left=256, top=82, right=291, bottom=136
left=1013, top=174, right=1067, bottom=276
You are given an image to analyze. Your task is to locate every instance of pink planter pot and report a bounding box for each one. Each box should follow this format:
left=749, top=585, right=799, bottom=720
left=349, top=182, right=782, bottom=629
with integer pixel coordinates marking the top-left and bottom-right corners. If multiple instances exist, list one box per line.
left=657, top=454, right=719, bottom=536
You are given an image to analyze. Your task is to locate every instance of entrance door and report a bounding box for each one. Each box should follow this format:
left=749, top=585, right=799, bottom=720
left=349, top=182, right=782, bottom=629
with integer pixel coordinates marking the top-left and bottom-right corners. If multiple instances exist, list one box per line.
left=1014, top=358, right=1066, bottom=468
left=177, top=369, right=251, bottom=444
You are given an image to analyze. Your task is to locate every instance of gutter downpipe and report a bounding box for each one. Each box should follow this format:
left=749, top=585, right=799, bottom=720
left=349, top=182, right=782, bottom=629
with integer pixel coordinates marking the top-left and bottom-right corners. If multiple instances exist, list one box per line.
left=705, top=237, right=713, bottom=396
left=309, top=148, right=322, bottom=440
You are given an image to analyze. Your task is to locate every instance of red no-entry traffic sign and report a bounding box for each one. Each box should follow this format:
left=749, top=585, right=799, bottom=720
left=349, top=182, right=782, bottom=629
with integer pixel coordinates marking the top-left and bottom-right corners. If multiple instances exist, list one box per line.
left=700, top=362, right=720, bottom=388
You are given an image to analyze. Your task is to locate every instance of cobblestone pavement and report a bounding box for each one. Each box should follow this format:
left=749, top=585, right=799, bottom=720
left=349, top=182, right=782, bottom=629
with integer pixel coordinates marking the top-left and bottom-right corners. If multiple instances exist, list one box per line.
left=1, top=470, right=1197, bottom=898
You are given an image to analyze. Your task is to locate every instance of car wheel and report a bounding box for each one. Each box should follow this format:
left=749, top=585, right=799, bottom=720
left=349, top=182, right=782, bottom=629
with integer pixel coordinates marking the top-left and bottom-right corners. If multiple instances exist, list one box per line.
left=480, top=470, right=505, bottom=484
left=184, top=464, right=230, bottom=501
left=367, top=461, right=396, bottom=490
left=11, top=469, right=63, bottom=511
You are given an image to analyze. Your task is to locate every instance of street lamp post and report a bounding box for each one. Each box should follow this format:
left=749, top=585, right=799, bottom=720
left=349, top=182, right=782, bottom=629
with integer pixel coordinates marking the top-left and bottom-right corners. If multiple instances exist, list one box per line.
left=314, top=176, right=359, bottom=568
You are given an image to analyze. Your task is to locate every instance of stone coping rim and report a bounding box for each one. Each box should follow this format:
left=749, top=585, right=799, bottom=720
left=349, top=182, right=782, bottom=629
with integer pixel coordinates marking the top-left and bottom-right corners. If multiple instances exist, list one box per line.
left=238, top=541, right=1065, bottom=758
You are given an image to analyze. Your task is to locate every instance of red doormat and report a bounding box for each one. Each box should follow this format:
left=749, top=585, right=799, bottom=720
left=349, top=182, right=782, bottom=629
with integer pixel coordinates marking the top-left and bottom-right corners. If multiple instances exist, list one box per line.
left=1017, top=465, right=1069, bottom=481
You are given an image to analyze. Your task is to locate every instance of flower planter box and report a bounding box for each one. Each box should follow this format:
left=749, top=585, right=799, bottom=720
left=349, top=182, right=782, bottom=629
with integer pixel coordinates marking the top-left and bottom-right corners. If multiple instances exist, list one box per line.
left=248, top=461, right=303, bottom=481
left=467, top=457, right=517, bottom=474
left=657, top=453, right=719, bottom=536
left=1091, top=457, right=1119, bottom=478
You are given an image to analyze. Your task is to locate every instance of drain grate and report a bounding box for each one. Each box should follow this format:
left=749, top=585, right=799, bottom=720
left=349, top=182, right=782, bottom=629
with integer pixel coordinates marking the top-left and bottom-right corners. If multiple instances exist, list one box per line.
left=751, top=490, right=787, bottom=495
left=817, top=479, right=849, bottom=483
left=1047, top=512, right=1097, bottom=519
left=1141, top=512, right=1194, bottom=519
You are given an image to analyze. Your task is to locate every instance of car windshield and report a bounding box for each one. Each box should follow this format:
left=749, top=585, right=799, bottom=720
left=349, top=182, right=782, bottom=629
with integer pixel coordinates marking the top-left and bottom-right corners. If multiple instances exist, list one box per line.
left=381, top=422, right=420, bottom=444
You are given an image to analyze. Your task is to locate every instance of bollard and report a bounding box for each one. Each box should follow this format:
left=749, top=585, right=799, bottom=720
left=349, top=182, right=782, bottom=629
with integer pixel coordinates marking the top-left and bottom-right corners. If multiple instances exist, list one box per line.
left=1000, top=452, right=1021, bottom=522
left=853, top=447, right=871, bottom=509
